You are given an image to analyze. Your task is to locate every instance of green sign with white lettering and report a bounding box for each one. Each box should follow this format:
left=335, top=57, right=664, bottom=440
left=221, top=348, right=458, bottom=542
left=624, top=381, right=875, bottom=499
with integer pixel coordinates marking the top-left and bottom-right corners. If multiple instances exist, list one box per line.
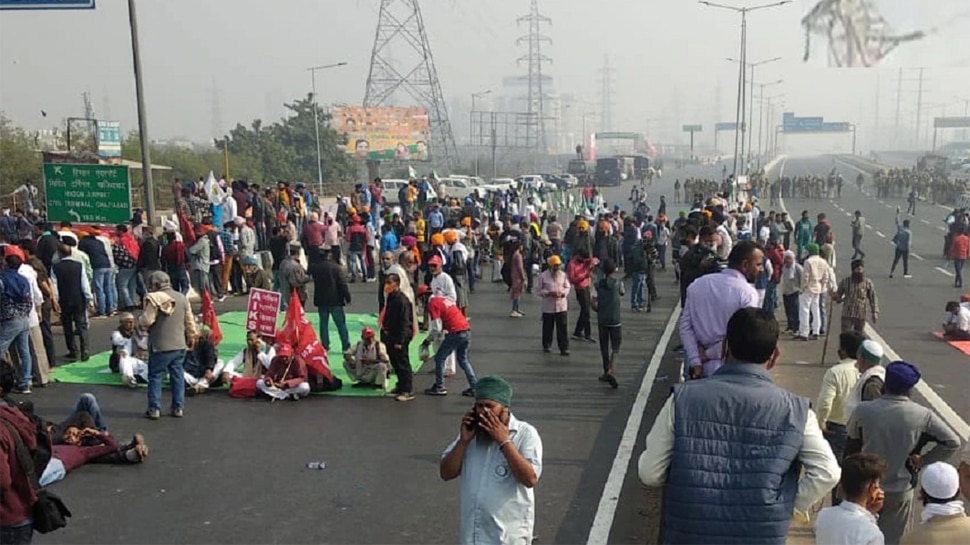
left=43, top=163, right=131, bottom=224
left=682, top=124, right=703, bottom=132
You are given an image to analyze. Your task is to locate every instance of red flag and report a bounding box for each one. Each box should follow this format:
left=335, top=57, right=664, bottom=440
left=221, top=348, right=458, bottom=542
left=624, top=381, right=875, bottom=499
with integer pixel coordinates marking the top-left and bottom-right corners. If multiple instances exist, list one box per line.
left=277, top=290, right=334, bottom=380
left=200, top=288, right=223, bottom=346
left=176, top=203, right=197, bottom=246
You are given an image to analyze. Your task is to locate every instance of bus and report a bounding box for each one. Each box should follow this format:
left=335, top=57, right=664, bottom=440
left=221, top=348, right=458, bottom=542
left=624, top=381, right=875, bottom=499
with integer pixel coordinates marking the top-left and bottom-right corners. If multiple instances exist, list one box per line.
left=594, top=158, right=623, bottom=186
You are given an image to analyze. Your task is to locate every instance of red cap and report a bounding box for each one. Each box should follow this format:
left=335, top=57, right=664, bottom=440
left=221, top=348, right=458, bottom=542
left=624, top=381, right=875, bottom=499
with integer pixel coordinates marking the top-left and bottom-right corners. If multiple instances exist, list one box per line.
left=416, top=284, right=431, bottom=297
left=361, top=327, right=375, bottom=339
left=276, top=343, right=294, bottom=357
left=4, top=244, right=25, bottom=261
left=428, top=255, right=443, bottom=266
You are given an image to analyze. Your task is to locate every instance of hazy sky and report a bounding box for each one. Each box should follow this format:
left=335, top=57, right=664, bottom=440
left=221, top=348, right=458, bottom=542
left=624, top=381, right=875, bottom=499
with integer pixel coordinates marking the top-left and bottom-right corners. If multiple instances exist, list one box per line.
left=1, top=0, right=969, bottom=151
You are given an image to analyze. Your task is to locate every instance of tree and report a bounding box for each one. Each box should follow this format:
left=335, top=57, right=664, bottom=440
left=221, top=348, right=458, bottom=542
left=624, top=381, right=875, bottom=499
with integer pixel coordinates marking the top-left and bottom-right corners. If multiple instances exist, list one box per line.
left=0, top=111, right=42, bottom=194
left=220, top=94, right=352, bottom=185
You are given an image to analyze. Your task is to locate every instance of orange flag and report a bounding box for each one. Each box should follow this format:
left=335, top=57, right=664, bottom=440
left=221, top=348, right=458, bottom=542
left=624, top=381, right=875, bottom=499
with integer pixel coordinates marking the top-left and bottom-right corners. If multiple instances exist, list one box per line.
left=201, top=288, right=223, bottom=346
left=277, top=290, right=334, bottom=380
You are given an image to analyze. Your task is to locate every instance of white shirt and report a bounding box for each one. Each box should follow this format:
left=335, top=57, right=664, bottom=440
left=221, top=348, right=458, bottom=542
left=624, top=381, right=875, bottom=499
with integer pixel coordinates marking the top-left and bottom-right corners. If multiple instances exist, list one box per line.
left=814, top=501, right=884, bottom=545
left=637, top=396, right=841, bottom=517
left=110, top=329, right=147, bottom=360
left=228, top=346, right=275, bottom=373
left=945, top=306, right=970, bottom=332
left=430, top=271, right=457, bottom=302
left=442, top=414, right=543, bottom=545
left=17, top=263, right=44, bottom=328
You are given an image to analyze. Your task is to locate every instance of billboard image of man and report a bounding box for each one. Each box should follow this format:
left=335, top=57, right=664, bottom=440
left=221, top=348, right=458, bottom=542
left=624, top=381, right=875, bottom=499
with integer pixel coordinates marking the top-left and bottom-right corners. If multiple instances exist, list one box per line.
left=355, top=139, right=370, bottom=159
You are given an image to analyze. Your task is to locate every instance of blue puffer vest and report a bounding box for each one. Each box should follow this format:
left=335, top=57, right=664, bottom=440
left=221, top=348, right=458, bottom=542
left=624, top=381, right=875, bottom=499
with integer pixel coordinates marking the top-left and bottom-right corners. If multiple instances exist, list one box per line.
left=663, top=363, right=808, bottom=545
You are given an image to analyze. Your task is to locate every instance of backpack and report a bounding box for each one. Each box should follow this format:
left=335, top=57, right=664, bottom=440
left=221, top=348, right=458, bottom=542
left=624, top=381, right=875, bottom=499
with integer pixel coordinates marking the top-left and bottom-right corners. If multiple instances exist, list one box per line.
left=0, top=268, right=32, bottom=306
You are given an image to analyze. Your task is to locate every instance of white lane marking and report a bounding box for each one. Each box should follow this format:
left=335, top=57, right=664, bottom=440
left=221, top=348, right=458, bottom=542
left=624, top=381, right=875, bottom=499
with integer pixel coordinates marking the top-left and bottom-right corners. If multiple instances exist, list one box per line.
left=919, top=219, right=930, bottom=225
left=912, top=253, right=925, bottom=261
left=937, top=226, right=946, bottom=232
left=877, top=200, right=885, bottom=205
left=781, top=176, right=970, bottom=445
left=586, top=305, right=681, bottom=545
left=875, top=231, right=886, bottom=238
left=935, top=267, right=955, bottom=277
left=865, top=224, right=873, bottom=230
left=863, top=324, right=970, bottom=442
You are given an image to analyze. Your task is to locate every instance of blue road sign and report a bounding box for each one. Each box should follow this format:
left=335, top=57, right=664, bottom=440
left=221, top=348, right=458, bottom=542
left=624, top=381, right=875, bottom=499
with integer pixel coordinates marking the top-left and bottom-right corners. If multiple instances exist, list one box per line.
left=0, top=0, right=94, bottom=9
left=715, top=122, right=739, bottom=131
left=782, top=112, right=851, bottom=133
left=96, top=120, right=122, bottom=157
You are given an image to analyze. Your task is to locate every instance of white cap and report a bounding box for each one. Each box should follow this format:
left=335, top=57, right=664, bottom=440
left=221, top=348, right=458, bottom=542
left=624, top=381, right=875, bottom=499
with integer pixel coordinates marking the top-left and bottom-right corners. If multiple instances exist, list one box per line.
left=858, top=339, right=884, bottom=362
left=920, top=462, right=960, bottom=500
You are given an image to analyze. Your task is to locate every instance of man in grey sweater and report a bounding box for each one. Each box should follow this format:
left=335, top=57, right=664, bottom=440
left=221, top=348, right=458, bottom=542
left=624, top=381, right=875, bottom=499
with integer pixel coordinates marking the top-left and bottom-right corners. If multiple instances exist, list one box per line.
left=846, top=360, right=961, bottom=544
left=139, top=271, right=198, bottom=420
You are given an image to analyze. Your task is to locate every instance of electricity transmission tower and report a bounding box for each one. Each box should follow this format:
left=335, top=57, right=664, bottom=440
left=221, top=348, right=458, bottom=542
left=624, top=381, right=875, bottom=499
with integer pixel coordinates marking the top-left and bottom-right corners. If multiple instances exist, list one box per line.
left=598, top=55, right=615, bottom=132
left=516, top=0, right=551, bottom=154
left=801, top=0, right=927, bottom=67
left=364, top=0, right=458, bottom=167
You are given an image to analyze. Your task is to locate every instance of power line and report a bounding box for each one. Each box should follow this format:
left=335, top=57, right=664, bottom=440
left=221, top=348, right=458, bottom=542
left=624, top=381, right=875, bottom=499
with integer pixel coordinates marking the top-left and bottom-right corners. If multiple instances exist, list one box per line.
left=516, top=0, right=552, bottom=154
left=363, top=0, right=459, bottom=168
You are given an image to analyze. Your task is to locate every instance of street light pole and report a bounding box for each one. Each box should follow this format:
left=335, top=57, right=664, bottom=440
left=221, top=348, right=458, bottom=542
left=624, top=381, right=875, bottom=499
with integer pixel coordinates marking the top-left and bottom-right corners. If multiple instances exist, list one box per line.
left=127, top=0, right=155, bottom=225
left=471, top=90, right=491, bottom=176
left=754, top=81, right=783, bottom=167
left=727, top=56, right=782, bottom=168
left=308, top=62, right=348, bottom=195
left=701, top=0, right=790, bottom=182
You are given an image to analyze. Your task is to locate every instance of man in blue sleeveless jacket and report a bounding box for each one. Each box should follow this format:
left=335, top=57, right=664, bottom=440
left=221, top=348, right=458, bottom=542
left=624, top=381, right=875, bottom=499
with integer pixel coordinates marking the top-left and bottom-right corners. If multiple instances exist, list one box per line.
left=639, top=307, right=840, bottom=544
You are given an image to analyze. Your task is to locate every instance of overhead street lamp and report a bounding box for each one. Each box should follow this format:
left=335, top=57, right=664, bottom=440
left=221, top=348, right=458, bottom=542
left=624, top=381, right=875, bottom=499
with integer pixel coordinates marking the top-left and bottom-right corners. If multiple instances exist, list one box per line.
left=470, top=90, right=491, bottom=175
left=754, top=80, right=784, bottom=167
left=701, top=0, right=791, bottom=183
left=308, top=61, right=348, bottom=195
left=955, top=96, right=970, bottom=141
left=727, top=56, right=782, bottom=168
left=758, top=94, right=785, bottom=162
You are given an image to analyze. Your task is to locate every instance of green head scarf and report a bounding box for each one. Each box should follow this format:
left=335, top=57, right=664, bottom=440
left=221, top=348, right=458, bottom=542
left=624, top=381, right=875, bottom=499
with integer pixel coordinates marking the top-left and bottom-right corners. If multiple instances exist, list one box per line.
left=475, top=376, right=513, bottom=407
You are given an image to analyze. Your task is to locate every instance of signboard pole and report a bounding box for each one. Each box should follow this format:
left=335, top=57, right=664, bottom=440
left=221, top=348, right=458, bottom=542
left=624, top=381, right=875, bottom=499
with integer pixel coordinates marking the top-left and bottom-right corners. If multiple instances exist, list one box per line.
left=690, top=130, right=695, bottom=159
left=127, top=0, right=155, bottom=225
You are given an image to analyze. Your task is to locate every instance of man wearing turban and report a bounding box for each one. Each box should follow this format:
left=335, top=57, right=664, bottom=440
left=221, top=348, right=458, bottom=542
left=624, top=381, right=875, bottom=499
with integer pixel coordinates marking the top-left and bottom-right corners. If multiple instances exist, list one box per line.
left=439, top=376, right=543, bottom=545
left=846, top=361, right=961, bottom=543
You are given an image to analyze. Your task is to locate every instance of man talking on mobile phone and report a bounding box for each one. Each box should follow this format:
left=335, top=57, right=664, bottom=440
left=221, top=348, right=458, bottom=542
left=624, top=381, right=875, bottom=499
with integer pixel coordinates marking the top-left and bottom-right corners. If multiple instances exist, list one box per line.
left=439, top=376, right=543, bottom=545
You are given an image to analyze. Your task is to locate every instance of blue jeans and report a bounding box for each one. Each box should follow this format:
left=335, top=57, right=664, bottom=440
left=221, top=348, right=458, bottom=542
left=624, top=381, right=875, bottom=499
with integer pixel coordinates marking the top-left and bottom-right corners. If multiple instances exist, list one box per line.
left=0, top=317, right=32, bottom=390
left=319, top=306, right=350, bottom=353
left=631, top=272, right=645, bottom=309
left=434, top=330, right=477, bottom=389
left=147, top=349, right=186, bottom=412
left=73, top=393, right=107, bottom=431
left=168, top=267, right=190, bottom=295
left=348, top=251, right=364, bottom=280
left=116, top=267, right=138, bottom=308
left=763, top=281, right=779, bottom=314
left=93, top=267, right=117, bottom=315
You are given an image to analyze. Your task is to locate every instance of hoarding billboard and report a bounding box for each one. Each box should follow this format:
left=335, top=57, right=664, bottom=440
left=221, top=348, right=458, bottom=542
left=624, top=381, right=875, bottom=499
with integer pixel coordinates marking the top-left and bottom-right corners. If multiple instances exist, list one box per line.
left=332, top=106, right=431, bottom=161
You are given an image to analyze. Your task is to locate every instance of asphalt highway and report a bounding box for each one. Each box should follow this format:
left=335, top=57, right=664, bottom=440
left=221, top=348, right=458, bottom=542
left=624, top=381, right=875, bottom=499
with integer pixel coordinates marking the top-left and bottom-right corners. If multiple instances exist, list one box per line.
left=26, top=156, right=964, bottom=545
left=778, top=156, right=970, bottom=432
left=25, top=160, right=718, bottom=545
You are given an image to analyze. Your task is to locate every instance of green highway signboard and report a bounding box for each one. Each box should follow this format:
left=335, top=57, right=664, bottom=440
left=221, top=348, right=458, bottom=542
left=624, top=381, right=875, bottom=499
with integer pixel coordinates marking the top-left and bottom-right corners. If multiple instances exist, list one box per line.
left=682, top=124, right=703, bottom=132
left=44, top=163, right=131, bottom=224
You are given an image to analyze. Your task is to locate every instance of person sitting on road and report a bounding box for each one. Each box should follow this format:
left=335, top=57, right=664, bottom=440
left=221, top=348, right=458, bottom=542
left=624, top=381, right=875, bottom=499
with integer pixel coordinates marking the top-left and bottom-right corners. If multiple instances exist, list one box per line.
left=942, top=301, right=970, bottom=341
left=241, top=255, right=273, bottom=292
left=110, top=312, right=149, bottom=388
left=223, top=331, right=275, bottom=383
left=257, top=343, right=309, bottom=401
left=343, top=327, right=390, bottom=390
left=183, top=326, right=226, bottom=395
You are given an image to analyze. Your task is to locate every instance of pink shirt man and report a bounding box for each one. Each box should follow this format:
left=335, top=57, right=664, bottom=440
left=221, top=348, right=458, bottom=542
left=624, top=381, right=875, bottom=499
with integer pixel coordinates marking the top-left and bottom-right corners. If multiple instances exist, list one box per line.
left=680, top=268, right=760, bottom=377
